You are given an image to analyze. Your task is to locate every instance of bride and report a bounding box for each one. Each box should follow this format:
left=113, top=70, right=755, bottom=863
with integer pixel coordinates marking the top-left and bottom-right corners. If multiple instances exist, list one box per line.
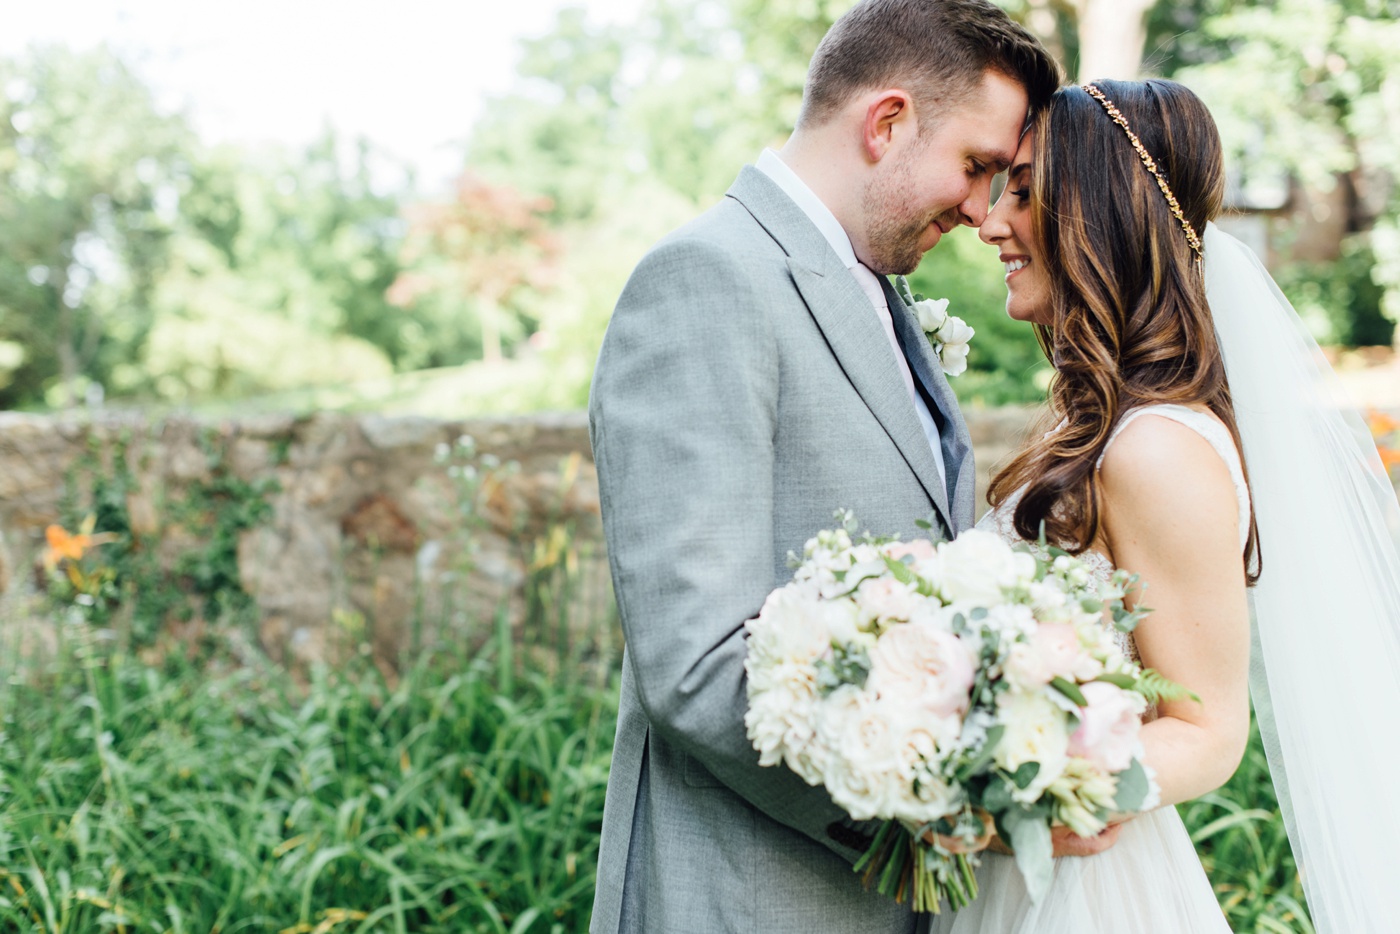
left=929, top=78, right=1400, bottom=932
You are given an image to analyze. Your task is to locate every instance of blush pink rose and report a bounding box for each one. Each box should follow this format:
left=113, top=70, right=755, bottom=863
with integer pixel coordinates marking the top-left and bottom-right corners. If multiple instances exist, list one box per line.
left=1031, top=621, right=1085, bottom=681
left=857, top=577, right=920, bottom=625
left=885, top=540, right=936, bottom=563
left=869, top=623, right=976, bottom=718
left=1003, top=620, right=1084, bottom=690
left=1068, top=681, right=1146, bottom=773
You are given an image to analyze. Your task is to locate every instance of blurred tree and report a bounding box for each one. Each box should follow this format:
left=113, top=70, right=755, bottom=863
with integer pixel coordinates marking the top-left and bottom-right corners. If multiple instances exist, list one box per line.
left=468, top=7, right=633, bottom=222
left=463, top=0, right=1398, bottom=418
left=1174, top=0, right=1400, bottom=343
left=0, top=45, right=190, bottom=408
left=388, top=173, right=561, bottom=364
left=134, top=133, right=410, bottom=401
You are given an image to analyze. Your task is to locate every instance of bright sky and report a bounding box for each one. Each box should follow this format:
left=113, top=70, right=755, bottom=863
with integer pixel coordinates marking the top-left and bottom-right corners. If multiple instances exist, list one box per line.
left=3, top=0, right=647, bottom=190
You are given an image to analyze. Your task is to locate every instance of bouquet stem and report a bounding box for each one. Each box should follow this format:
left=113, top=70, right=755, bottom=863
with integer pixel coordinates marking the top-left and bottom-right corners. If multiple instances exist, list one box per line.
left=854, top=822, right=979, bottom=915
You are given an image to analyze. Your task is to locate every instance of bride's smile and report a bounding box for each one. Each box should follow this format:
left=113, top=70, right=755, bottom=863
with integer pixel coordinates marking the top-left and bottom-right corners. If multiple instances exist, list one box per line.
left=981, top=130, right=1050, bottom=325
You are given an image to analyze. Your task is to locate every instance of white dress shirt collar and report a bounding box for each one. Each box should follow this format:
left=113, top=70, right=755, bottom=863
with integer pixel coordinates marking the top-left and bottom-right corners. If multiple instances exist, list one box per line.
left=755, top=148, right=860, bottom=270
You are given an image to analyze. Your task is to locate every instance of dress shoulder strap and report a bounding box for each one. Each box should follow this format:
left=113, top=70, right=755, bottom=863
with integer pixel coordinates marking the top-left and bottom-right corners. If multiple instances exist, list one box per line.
left=1096, top=404, right=1252, bottom=549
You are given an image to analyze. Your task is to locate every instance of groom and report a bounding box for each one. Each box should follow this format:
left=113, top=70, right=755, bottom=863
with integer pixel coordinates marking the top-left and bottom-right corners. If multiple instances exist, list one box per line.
left=589, top=2, right=1059, bottom=931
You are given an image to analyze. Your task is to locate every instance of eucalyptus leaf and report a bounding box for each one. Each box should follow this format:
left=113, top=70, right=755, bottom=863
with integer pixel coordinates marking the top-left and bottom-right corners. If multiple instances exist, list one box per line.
left=1114, top=757, right=1151, bottom=812
left=982, top=777, right=1015, bottom=813
left=1009, top=817, right=1054, bottom=904
left=882, top=554, right=915, bottom=585
left=1050, top=677, right=1088, bottom=707
left=1011, top=760, right=1041, bottom=790
left=1094, top=672, right=1137, bottom=690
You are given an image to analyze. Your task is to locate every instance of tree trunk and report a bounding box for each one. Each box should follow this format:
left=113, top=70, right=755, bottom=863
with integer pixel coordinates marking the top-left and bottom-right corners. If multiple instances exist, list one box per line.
left=53, top=259, right=79, bottom=410
left=480, top=297, right=503, bottom=363
left=1076, top=0, right=1158, bottom=84
left=1024, top=0, right=1068, bottom=73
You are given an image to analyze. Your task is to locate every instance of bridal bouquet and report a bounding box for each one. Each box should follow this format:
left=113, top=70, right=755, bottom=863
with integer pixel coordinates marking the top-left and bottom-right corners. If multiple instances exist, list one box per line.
left=744, top=515, right=1178, bottom=913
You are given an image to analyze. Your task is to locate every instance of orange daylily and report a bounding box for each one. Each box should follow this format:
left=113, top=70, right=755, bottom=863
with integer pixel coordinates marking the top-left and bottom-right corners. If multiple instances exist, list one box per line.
left=1380, top=445, right=1400, bottom=470
left=1367, top=408, right=1400, bottom=438
left=42, top=515, right=117, bottom=571
left=45, top=524, right=91, bottom=563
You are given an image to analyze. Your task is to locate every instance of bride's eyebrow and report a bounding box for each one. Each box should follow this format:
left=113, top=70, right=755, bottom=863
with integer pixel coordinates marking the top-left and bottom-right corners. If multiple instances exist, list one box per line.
left=1008, top=162, right=1032, bottom=183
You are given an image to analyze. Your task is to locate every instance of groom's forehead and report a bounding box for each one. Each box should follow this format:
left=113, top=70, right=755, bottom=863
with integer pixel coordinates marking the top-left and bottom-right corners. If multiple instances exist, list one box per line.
left=938, top=108, right=1024, bottom=170
left=964, top=139, right=1017, bottom=172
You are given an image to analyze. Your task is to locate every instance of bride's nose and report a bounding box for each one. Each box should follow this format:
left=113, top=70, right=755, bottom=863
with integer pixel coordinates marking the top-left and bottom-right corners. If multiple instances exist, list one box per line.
left=980, top=200, right=1010, bottom=246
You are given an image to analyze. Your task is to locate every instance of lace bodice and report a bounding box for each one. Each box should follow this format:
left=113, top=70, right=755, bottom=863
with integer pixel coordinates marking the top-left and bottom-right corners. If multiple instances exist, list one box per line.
left=977, top=404, right=1252, bottom=662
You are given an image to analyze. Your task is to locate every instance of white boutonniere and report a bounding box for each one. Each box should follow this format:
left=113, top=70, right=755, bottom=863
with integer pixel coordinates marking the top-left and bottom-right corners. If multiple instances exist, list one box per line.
left=893, top=276, right=975, bottom=377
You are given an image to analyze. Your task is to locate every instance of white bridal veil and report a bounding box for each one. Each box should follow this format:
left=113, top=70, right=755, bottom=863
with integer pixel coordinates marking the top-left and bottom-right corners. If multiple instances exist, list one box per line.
left=1204, top=223, right=1400, bottom=932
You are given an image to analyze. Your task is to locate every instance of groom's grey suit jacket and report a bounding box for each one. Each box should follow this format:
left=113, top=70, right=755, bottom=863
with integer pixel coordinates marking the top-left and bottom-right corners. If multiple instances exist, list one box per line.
left=588, top=166, right=977, bottom=934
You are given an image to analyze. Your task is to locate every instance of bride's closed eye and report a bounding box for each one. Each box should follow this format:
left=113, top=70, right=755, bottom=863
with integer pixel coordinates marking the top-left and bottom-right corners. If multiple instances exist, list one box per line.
left=1009, top=187, right=1030, bottom=203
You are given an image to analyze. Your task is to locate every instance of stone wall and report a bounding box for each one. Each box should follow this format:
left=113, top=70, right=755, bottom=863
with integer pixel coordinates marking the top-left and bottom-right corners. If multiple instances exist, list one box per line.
left=0, top=408, right=1039, bottom=672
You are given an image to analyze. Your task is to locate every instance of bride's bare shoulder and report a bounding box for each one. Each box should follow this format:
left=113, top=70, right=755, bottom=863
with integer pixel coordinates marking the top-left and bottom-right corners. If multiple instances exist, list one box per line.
left=1096, top=412, right=1238, bottom=549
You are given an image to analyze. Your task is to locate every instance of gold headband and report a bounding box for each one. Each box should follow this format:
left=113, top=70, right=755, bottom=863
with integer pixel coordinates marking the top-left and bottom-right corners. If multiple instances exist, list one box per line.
left=1081, top=83, right=1203, bottom=261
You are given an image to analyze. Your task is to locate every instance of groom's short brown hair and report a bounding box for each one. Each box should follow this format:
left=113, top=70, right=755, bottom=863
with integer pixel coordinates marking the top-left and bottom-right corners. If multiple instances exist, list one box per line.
left=798, top=0, right=1059, bottom=129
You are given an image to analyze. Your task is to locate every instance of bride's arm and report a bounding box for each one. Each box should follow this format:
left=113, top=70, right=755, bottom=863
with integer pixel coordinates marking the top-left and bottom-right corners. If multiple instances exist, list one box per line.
left=1097, top=415, right=1252, bottom=808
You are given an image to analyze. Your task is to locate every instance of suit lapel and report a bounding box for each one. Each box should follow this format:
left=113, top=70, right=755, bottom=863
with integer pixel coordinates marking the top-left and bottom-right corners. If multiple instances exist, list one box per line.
left=726, top=166, right=955, bottom=534
left=880, top=276, right=977, bottom=533
left=786, top=258, right=953, bottom=534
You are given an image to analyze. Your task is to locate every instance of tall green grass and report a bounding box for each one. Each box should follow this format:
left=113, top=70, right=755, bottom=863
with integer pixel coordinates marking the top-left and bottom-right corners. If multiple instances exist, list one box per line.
left=0, top=624, right=616, bottom=933
left=1181, top=720, right=1312, bottom=933
left=0, top=629, right=1314, bottom=933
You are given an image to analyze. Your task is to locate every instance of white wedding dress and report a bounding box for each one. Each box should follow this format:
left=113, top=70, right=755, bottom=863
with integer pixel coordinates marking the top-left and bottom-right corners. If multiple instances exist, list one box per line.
left=930, top=402, right=1243, bottom=934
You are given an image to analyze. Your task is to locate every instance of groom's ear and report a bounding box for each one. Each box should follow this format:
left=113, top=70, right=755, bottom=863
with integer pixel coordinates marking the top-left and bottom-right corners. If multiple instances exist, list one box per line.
left=862, top=90, right=915, bottom=164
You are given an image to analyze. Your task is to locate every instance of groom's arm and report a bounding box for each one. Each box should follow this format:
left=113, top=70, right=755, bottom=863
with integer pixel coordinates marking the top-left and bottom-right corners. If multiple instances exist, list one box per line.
left=590, top=235, right=871, bottom=863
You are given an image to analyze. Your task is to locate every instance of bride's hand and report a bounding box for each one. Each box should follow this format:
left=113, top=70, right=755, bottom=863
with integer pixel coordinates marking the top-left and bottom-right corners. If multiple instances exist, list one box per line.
left=981, top=821, right=1126, bottom=858
left=1049, top=822, right=1123, bottom=857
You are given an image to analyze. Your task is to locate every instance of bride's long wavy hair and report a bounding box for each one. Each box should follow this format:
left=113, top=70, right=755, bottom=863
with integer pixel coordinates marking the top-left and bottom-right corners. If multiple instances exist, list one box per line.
left=988, top=79, right=1261, bottom=583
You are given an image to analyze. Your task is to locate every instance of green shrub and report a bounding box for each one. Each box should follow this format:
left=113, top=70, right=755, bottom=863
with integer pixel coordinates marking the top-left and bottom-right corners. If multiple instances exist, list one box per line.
left=1275, top=235, right=1394, bottom=348
left=907, top=227, right=1051, bottom=407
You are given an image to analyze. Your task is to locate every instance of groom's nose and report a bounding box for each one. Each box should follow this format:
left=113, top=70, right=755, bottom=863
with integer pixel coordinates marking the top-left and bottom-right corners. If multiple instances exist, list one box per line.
left=958, top=178, right=994, bottom=228
left=958, top=196, right=989, bottom=229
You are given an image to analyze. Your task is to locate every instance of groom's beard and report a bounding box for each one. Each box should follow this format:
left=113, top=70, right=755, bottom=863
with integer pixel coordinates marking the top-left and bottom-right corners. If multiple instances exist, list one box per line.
left=861, top=157, right=951, bottom=276
left=863, top=205, right=935, bottom=276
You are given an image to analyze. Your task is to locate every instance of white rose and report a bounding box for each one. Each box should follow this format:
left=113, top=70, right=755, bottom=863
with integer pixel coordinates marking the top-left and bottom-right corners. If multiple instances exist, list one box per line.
left=934, top=316, right=975, bottom=376
left=993, top=688, right=1071, bottom=802
left=819, top=597, right=866, bottom=648
left=868, top=621, right=977, bottom=718
left=1002, top=642, right=1051, bottom=692
left=939, top=341, right=971, bottom=377
left=855, top=576, right=921, bottom=629
left=938, top=529, right=1019, bottom=605
left=879, top=689, right=963, bottom=822
left=912, top=297, right=950, bottom=333
left=1006, top=551, right=1038, bottom=587
left=983, top=603, right=1036, bottom=639
left=745, top=674, right=823, bottom=779
left=899, top=760, right=960, bottom=824
left=818, top=688, right=906, bottom=820
left=745, top=586, right=831, bottom=669
left=1028, top=580, right=1069, bottom=616
left=935, top=315, right=975, bottom=348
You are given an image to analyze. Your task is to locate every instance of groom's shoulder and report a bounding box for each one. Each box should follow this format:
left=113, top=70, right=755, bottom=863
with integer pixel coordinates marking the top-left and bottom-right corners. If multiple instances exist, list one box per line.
left=639, top=192, right=784, bottom=275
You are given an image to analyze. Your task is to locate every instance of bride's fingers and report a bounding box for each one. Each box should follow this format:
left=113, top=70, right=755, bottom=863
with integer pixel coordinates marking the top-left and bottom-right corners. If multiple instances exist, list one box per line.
left=1049, top=822, right=1123, bottom=858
